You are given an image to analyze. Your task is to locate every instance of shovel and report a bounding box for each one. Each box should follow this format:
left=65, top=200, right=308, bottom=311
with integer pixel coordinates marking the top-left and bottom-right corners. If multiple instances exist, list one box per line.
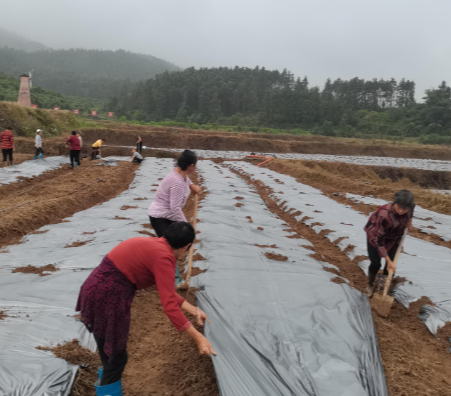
left=177, top=194, right=198, bottom=292
left=372, top=228, right=408, bottom=317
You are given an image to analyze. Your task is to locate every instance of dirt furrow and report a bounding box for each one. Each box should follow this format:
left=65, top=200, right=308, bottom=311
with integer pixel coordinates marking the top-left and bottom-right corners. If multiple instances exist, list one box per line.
left=66, top=169, right=218, bottom=396
left=230, top=164, right=451, bottom=396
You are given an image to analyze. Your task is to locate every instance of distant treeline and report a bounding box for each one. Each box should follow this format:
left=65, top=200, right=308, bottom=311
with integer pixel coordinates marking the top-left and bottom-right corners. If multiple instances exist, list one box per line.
left=0, top=47, right=180, bottom=99
left=0, top=72, right=103, bottom=112
left=110, top=67, right=451, bottom=144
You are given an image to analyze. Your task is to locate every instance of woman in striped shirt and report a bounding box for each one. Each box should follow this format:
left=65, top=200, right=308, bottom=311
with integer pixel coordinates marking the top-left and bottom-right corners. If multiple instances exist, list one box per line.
left=148, top=150, right=201, bottom=284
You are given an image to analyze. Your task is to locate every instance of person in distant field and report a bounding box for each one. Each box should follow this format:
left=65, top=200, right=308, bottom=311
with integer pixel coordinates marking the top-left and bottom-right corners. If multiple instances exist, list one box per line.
left=0, top=126, right=14, bottom=167
left=75, top=222, right=216, bottom=395
left=136, top=135, right=143, bottom=154
left=363, top=189, right=415, bottom=298
left=148, top=150, right=201, bottom=285
left=91, top=138, right=105, bottom=160
left=130, top=148, right=143, bottom=164
left=77, top=131, right=83, bottom=161
left=34, top=129, right=45, bottom=159
left=66, top=131, right=81, bottom=169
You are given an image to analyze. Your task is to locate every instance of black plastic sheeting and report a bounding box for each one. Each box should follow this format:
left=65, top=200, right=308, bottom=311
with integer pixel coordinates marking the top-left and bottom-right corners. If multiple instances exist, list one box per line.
left=0, top=157, right=174, bottom=395
left=0, top=157, right=70, bottom=186
left=228, top=162, right=451, bottom=338
left=150, top=148, right=451, bottom=171
left=191, top=161, right=388, bottom=396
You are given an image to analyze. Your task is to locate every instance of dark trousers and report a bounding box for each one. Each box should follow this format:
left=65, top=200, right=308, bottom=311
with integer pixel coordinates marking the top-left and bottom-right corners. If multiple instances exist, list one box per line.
left=132, top=157, right=143, bottom=164
left=94, top=334, right=128, bottom=386
left=35, top=147, right=45, bottom=156
left=149, top=216, right=175, bottom=237
left=70, top=150, right=81, bottom=168
left=367, top=239, right=399, bottom=276
left=136, top=142, right=142, bottom=154
left=91, top=148, right=100, bottom=160
left=2, top=148, right=13, bottom=162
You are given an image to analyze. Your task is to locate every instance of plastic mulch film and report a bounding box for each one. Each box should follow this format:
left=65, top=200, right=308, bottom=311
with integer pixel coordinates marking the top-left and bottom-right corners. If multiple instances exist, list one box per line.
left=227, top=162, right=451, bottom=336
left=191, top=161, right=387, bottom=396
left=150, top=148, right=451, bottom=171
left=0, top=156, right=70, bottom=186
left=0, top=157, right=175, bottom=396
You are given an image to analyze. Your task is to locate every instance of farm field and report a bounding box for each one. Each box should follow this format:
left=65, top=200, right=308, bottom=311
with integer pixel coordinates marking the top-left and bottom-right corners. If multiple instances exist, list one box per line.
left=1, top=130, right=451, bottom=396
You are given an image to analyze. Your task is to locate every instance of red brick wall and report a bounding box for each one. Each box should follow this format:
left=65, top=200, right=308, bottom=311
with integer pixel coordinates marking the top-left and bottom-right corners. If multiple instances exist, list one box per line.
left=17, top=76, right=32, bottom=107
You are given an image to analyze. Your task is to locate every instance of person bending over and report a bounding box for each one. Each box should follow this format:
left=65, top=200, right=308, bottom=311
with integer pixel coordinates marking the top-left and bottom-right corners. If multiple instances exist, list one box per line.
left=148, top=149, right=201, bottom=285
left=364, top=189, right=414, bottom=298
left=91, top=138, right=105, bottom=160
left=130, top=148, right=143, bottom=164
left=76, top=221, right=216, bottom=395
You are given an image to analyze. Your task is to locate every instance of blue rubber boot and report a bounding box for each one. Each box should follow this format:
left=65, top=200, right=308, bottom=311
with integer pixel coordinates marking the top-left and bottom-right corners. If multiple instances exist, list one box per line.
left=95, top=379, right=123, bottom=396
left=38, top=153, right=43, bottom=159
left=98, top=366, right=103, bottom=380
left=34, top=155, right=37, bottom=160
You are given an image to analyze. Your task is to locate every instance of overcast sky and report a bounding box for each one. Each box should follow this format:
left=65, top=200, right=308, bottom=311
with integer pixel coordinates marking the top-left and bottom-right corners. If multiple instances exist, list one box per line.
left=2, top=0, right=450, bottom=100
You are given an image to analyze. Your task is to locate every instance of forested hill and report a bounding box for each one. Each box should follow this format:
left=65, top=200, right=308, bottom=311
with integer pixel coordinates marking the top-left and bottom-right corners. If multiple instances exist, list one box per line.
left=112, top=67, right=451, bottom=144
left=0, top=27, right=48, bottom=52
left=0, top=72, right=103, bottom=112
left=0, top=47, right=181, bottom=99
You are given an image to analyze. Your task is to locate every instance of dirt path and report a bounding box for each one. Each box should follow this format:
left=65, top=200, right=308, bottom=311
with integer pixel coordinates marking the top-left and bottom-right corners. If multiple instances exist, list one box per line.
left=230, top=164, right=451, bottom=396
left=0, top=160, right=137, bottom=249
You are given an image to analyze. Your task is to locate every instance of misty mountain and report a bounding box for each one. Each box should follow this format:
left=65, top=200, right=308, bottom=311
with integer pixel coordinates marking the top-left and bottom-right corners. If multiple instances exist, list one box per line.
left=0, top=44, right=182, bottom=99
left=0, top=27, right=48, bottom=52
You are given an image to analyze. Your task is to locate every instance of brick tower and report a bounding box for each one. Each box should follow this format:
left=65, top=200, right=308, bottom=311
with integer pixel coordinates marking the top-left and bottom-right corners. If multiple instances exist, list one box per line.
left=17, top=74, right=32, bottom=107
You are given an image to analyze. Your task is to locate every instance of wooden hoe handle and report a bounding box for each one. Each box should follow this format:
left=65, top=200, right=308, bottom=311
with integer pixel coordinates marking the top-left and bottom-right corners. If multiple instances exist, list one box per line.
left=382, top=228, right=408, bottom=297
left=185, top=194, right=199, bottom=288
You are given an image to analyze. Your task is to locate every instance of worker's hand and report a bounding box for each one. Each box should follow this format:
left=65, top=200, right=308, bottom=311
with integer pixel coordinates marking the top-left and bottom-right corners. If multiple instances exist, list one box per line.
left=190, top=184, right=201, bottom=195
left=386, top=258, right=396, bottom=273
left=196, top=308, right=211, bottom=326
left=196, top=335, right=217, bottom=357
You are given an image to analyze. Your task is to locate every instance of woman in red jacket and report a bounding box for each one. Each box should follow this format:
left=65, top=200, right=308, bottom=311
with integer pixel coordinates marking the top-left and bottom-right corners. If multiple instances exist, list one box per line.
left=364, top=190, right=414, bottom=298
left=76, top=221, right=216, bottom=395
left=65, top=131, right=81, bottom=169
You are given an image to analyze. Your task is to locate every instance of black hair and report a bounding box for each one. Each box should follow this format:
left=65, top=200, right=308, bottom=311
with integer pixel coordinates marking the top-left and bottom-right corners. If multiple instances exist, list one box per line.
left=6, top=126, right=12, bottom=130
left=71, top=131, right=77, bottom=135
left=176, top=149, right=198, bottom=171
left=164, top=221, right=195, bottom=249
left=394, top=189, right=415, bottom=209
left=101, top=138, right=106, bottom=141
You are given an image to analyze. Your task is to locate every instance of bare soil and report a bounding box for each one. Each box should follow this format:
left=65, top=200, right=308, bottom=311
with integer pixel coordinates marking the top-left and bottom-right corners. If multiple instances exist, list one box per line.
left=264, top=252, right=288, bottom=261
left=12, top=264, right=59, bottom=276
left=14, top=125, right=451, bottom=161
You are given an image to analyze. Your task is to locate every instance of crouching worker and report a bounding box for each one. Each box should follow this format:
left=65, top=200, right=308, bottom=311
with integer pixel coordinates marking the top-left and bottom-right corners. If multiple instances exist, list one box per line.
left=75, top=221, right=216, bottom=395
left=130, top=148, right=143, bottom=164
left=364, top=189, right=414, bottom=298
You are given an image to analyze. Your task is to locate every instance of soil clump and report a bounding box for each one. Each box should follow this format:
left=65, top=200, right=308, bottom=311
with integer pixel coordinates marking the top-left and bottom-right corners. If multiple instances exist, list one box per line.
left=12, top=264, right=59, bottom=276
left=264, top=252, right=288, bottom=261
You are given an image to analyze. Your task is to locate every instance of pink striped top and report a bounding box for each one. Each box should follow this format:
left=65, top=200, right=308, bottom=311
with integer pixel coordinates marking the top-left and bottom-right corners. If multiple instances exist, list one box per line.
left=148, top=169, right=193, bottom=222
